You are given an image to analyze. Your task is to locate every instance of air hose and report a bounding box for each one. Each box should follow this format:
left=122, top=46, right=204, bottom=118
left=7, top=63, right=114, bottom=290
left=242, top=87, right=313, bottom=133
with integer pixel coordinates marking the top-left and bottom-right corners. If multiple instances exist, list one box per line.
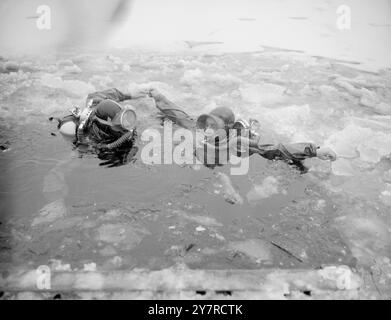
left=101, top=131, right=134, bottom=150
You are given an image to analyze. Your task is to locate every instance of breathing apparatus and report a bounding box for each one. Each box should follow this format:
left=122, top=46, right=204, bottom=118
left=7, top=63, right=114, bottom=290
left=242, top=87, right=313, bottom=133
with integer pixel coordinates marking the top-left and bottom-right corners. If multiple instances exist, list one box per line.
left=232, top=118, right=261, bottom=143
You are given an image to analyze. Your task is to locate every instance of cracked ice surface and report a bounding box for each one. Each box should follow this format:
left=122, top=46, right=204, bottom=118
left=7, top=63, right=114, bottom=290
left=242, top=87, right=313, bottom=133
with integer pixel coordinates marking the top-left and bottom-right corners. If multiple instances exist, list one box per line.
left=0, top=48, right=391, bottom=298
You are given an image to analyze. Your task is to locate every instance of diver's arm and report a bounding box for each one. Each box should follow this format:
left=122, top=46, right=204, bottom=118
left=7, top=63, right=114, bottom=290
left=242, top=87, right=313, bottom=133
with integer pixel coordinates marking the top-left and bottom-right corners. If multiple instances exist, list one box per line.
left=86, top=88, right=132, bottom=107
left=258, top=142, right=318, bottom=161
left=250, top=140, right=336, bottom=162
left=148, top=89, right=196, bottom=129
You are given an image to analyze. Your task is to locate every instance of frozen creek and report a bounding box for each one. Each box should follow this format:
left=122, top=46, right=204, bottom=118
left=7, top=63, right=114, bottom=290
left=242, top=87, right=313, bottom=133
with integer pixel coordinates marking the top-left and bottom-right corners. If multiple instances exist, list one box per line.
left=0, top=48, right=390, bottom=298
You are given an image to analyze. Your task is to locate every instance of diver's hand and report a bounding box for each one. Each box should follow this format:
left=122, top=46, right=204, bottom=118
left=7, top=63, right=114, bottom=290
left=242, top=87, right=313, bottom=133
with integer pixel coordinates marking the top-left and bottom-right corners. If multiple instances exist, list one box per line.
left=147, top=88, right=162, bottom=99
left=129, top=87, right=151, bottom=99
left=96, top=143, right=108, bottom=152
left=98, top=146, right=138, bottom=168
left=316, top=147, right=337, bottom=161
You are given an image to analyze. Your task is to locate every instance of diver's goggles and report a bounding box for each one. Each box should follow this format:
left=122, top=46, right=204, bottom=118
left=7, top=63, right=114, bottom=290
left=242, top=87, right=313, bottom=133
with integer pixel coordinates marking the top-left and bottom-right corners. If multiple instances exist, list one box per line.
left=93, top=105, right=137, bottom=133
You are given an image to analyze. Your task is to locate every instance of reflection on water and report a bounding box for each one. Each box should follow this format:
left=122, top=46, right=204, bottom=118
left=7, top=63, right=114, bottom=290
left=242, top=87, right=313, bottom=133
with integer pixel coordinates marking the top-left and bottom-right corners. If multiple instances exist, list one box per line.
left=0, top=122, right=353, bottom=271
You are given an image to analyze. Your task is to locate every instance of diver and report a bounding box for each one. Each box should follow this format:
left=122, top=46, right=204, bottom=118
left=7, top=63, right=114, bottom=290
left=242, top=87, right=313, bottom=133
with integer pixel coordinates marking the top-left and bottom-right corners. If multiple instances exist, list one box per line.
left=145, top=88, right=337, bottom=169
left=53, top=88, right=144, bottom=167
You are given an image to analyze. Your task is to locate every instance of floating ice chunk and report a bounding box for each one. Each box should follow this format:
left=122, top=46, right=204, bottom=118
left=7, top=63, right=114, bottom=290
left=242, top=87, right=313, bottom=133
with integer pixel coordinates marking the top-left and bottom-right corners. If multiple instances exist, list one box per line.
left=209, top=73, right=242, bottom=87
left=247, top=176, right=279, bottom=202
left=239, top=83, right=286, bottom=105
left=325, top=124, right=367, bottom=158
left=180, top=68, right=203, bottom=86
left=360, top=88, right=380, bottom=108
left=380, top=185, right=391, bottom=206
left=325, top=123, right=391, bottom=163
left=215, top=172, right=243, bottom=205
left=334, top=78, right=390, bottom=114
left=49, top=259, right=72, bottom=271
left=334, top=78, right=361, bottom=97
left=105, top=256, right=123, bottom=268
left=175, top=211, right=223, bottom=227
left=3, top=61, right=19, bottom=73
left=95, top=223, right=149, bottom=250
left=40, top=74, right=95, bottom=98
left=83, top=262, right=97, bottom=272
left=63, top=64, right=82, bottom=74
left=318, top=265, right=361, bottom=290
left=107, top=55, right=122, bottom=64
left=32, top=199, right=67, bottom=227
left=229, top=239, right=272, bottom=262
left=258, top=104, right=312, bottom=141
left=180, top=68, right=240, bottom=87
left=357, top=133, right=391, bottom=163
left=214, top=233, right=225, bottom=241
left=304, top=157, right=332, bottom=174
left=337, top=214, right=391, bottom=265
left=195, top=226, right=206, bottom=232
left=332, top=159, right=355, bottom=176
left=318, top=84, right=339, bottom=96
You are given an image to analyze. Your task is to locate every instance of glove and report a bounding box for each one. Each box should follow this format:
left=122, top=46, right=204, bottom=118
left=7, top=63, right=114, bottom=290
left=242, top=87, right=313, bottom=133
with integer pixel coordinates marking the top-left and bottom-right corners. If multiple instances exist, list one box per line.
left=316, top=147, right=337, bottom=161
left=96, top=143, right=108, bottom=152
left=98, top=146, right=138, bottom=168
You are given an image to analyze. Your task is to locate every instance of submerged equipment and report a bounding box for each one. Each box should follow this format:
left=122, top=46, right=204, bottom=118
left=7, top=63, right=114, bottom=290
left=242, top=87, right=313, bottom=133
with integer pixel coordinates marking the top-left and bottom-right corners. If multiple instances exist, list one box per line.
left=111, top=106, right=137, bottom=132
left=51, top=113, right=79, bottom=138
left=92, top=104, right=137, bottom=133
left=99, top=131, right=134, bottom=150
left=76, top=107, right=94, bottom=143
left=59, top=119, right=77, bottom=137
left=233, top=118, right=260, bottom=143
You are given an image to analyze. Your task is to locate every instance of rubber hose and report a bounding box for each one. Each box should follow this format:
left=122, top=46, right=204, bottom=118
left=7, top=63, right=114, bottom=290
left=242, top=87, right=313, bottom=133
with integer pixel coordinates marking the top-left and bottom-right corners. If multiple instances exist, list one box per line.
left=104, top=131, right=133, bottom=150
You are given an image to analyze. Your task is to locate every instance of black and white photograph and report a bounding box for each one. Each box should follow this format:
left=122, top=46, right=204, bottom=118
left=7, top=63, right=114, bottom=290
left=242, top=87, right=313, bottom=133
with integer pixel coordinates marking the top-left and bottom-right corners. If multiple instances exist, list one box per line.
left=0, top=0, right=390, bottom=303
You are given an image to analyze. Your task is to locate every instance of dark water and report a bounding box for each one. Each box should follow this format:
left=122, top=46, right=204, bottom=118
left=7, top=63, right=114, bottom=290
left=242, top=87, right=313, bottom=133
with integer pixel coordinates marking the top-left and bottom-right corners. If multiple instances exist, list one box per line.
left=0, top=121, right=353, bottom=272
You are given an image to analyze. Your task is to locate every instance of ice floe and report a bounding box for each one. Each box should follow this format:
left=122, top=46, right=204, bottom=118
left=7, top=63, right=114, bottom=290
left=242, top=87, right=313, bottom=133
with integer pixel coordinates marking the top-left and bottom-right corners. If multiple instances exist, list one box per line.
left=32, top=199, right=67, bottom=227
left=40, top=74, right=95, bottom=98
left=247, top=176, right=280, bottom=202
left=239, top=83, right=287, bottom=106
left=325, top=123, right=391, bottom=163
left=228, top=239, right=272, bottom=263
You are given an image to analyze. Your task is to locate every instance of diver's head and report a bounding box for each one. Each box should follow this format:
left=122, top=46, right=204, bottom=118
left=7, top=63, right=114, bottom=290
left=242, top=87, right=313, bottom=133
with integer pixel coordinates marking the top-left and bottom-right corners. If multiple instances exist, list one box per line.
left=196, top=106, right=235, bottom=143
left=196, top=107, right=235, bottom=131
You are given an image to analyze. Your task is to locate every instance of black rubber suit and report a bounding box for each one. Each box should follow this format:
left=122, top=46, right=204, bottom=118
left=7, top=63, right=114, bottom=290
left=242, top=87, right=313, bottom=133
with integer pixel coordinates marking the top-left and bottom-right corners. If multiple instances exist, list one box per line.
left=78, top=88, right=138, bottom=167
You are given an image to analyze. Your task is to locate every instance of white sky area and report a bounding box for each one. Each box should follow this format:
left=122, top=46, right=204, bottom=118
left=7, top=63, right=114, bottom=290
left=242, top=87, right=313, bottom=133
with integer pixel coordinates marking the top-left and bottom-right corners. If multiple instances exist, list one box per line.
left=1, top=0, right=390, bottom=71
